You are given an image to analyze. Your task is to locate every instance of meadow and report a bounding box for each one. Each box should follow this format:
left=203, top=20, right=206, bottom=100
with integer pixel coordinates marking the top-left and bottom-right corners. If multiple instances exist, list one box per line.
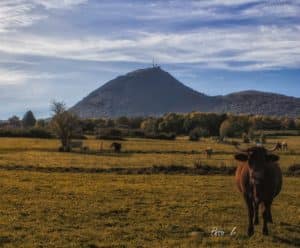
left=0, top=136, right=299, bottom=247
left=0, top=136, right=299, bottom=170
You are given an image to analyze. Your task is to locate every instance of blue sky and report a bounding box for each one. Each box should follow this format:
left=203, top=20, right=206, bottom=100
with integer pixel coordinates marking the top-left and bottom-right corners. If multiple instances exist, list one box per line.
left=0, top=0, right=300, bottom=119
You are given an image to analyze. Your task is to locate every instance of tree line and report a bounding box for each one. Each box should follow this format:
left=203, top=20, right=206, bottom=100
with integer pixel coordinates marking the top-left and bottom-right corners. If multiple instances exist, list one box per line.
left=1, top=103, right=300, bottom=150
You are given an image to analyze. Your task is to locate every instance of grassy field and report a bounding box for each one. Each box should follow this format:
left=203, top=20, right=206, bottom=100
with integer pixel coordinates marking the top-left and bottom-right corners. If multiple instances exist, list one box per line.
left=0, top=172, right=299, bottom=247
left=0, top=136, right=299, bottom=247
left=0, top=136, right=299, bottom=170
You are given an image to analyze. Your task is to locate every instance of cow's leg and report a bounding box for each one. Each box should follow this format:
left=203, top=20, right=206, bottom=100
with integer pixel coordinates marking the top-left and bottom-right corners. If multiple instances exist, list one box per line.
left=253, top=202, right=259, bottom=225
left=267, top=204, right=273, bottom=223
left=244, top=194, right=254, bottom=237
left=262, top=203, right=269, bottom=235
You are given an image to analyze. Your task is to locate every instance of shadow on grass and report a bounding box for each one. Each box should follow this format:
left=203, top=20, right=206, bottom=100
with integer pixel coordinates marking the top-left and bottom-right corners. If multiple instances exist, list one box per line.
left=0, top=147, right=56, bottom=153
left=0, top=236, right=11, bottom=246
left=272, top=222, right=300, bottom=247
left=71, top=150, right=133, bottom=158
left=0, top=147, right=237, bottom=155
left=272, top=236, right=300, bottom=247
left=0, top=164, right=237, bottom=175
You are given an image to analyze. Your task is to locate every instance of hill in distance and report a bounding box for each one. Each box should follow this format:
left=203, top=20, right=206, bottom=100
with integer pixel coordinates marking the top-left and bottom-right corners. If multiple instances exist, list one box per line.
left=71, top=67, right=300, bottom=118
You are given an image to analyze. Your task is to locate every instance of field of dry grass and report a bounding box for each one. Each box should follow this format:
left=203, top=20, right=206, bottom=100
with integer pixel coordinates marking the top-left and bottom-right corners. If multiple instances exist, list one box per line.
left=0, top=172, right=299, bottom=247
left=0, top=136, right=299, bottom=247
left=0, top=136, right=299, bottom=170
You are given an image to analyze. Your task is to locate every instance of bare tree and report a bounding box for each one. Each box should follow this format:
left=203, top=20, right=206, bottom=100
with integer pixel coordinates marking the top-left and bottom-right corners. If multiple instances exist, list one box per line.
left=50, top=101, right=79, bottom=152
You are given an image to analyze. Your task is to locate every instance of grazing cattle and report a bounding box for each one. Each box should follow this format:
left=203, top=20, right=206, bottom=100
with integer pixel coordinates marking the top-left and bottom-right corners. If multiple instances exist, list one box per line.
left=274, top=142, right=282, bottom=151
left=281, top=141, right=288, bottom=151
left=204, top=148, right=213, bottom=159
left=111, top=142, right=122, bottom=153
left=234, top=145, right=282, bottom=237
left=274, top=141, right=288, bottom=152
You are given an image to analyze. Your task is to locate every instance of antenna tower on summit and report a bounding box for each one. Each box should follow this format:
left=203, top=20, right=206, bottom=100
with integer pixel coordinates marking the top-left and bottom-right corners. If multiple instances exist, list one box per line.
left=152, top=58, right=160, bottom=68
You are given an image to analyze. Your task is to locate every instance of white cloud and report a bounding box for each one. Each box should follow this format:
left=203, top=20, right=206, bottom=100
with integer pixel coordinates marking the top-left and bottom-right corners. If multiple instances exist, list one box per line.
left=0, top=25, right=299, bottom=71
left=133, top=0, right=300, bottom=22
left=0, top=1, right=45, bottom=32
left=0, top=68, right=72, bottom=85
left=0, top=0, right=299, bottom=71
left=0, top=0, right=88, bottom=32
left=31, top=0, right=88, bottom=9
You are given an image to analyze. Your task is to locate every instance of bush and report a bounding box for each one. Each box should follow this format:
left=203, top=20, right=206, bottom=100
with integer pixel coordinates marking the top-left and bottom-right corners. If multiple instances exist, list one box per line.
left=144, top=132, right=176, bottom=140
left=189, top=127, right=209, bottom=141
left=96, top=128, right=125, bottom=140
left=71, top=134, right=87, bottom=140
left=189, top=129, right=200, bottom=141
left=220, top=117, right=250, bottom=138
left=28, top=128, right=54, bottom=139
left=0, top=128, right=54, bottom=139
left=127, top=130, right=145, bottom=138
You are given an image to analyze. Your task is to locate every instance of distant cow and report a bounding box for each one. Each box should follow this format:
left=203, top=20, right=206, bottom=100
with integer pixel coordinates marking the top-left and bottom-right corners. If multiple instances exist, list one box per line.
left=111, top=142, right=122, bottom=153
left=281, top=141, right=288, bottom=151
left=234, top=144, right=282, bottom=236
left=274, top=142, right=288, bottom=151
left=204, top=148, right=213, bottom=159
left=274, top=142, right=282, bottom=151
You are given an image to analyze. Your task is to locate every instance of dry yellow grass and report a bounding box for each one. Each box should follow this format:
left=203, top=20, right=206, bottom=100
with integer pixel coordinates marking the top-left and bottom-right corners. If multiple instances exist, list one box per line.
left=0, top=137, right=299, bottom=170
left=0, top=171, right=299, bottom=247
left=0, top=136, right=299, bottom=247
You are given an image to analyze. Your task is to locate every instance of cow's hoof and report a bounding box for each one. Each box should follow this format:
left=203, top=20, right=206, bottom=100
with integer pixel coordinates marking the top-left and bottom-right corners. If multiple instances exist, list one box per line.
left=248, top=227, right=254, bottom=237
left=268, top=217, right=273, bottom=224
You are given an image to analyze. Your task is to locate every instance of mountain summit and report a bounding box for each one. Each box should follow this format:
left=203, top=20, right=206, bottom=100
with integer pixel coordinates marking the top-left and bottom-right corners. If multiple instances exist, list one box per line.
left=71, top=67, right=300, bottom=118
left=71, top=67, right=218, bottom=118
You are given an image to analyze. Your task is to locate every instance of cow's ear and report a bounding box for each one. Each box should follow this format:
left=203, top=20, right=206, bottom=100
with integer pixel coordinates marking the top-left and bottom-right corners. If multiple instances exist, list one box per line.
left=266, top=154, right=279, bottom=162
left=234, top=153, right=248, bottom=162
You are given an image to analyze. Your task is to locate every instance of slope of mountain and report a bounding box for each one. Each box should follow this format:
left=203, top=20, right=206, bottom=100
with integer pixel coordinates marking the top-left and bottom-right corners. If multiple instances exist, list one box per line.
left=71, top=67, right=300, bottom=118
left=215, top=91, right=300, bottom=117
left=71, top=67, right=219, bottom=118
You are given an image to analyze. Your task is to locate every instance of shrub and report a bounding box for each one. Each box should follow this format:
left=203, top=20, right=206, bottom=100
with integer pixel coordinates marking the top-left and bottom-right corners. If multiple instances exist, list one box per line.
left=128, top=130, right=145, bottom=138
left=144, top=132, right=176, bottom=140
left=28, top=128, right=54, bottom=139
left=220, top=117, right=250, bottom=138
left=0, top=128, right=54, bottom=139
left=189, top=129, right=199, bottom=141
left=96, top=128, right=125, bottom=140
left=71, top=134, right=87, bottom=140
left=189, top=127, right=209, bottom=141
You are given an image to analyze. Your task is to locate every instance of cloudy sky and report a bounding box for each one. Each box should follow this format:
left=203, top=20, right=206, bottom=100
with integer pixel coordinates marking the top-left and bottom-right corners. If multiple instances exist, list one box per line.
left=1, top=0, right=300, bottom=119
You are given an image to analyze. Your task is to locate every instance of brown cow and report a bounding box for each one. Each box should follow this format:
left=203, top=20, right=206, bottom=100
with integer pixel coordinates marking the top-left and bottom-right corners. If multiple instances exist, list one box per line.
left=111, top=142, right=122, bottom=153
left=234, top=145, right=282, bottom=236
left=274, top=142, right=282, bottom=151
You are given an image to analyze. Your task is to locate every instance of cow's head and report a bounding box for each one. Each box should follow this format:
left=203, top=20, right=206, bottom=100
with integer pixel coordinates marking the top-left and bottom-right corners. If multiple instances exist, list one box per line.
left=234, top=145, right=279, bottom=201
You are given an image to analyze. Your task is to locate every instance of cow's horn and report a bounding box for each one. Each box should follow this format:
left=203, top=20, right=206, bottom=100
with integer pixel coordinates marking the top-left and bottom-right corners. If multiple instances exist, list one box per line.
left=266, top=145, right=278, bottom=152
